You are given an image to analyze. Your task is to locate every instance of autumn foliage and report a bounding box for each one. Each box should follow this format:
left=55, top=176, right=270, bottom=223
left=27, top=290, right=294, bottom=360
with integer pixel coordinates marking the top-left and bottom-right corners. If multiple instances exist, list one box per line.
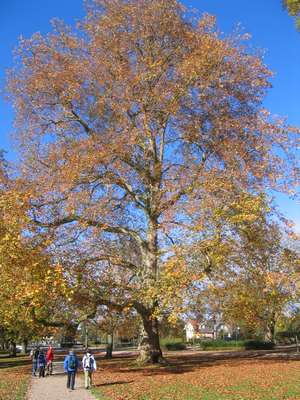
left=4, top=0, right=300, bottom=362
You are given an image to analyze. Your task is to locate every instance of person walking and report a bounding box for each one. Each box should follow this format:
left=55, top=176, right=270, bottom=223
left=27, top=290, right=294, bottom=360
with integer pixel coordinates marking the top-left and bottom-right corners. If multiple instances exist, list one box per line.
left=63, top=349, right=79, bottom=391
left=82, top=349, right=97, bottom=389
left=46, top=345, right=54, bottom=375
left=30, top=347, right=39, bottom=376
left=37, top=349, right=46, bottom=378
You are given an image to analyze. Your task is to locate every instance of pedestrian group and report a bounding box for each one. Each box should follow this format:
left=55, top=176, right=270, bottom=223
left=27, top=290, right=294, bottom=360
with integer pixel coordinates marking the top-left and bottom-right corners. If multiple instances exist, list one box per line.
left=30, top=346, right=97, bottom=390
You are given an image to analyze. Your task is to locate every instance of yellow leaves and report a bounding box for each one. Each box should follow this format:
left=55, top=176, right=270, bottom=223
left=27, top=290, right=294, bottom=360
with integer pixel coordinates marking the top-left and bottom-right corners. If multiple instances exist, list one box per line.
left=2, top=233, right=13, bottom=242
left=161, top=257, right=189, bottom=287
left=213, top=193, right=268, bottom=227
left=166, top=313, right=180, bottom=326
left=0, top=187, right=72, bottom=335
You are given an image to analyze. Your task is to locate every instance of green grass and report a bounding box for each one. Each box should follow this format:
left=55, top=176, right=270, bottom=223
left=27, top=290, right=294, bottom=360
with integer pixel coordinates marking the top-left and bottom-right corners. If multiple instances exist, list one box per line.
left=14, top=378, right=29, bottom=400
left=91, top=388, right=111, bottom=400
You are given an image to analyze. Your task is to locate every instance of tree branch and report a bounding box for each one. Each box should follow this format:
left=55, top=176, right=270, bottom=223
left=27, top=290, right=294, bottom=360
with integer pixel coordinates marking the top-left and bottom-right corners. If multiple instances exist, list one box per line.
left=33, top=214, right=148, bottom=250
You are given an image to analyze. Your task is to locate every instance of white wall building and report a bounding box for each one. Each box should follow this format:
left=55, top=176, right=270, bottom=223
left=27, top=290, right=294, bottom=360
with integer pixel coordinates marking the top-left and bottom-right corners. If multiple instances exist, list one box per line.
left=184, top=320, right=231, bottom=341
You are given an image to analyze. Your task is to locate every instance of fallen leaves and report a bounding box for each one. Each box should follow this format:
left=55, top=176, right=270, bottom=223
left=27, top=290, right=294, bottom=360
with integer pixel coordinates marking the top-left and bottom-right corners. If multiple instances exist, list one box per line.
left=92, top=351, right=300, bottom=400
left=0, top=366, right=30, bottom=400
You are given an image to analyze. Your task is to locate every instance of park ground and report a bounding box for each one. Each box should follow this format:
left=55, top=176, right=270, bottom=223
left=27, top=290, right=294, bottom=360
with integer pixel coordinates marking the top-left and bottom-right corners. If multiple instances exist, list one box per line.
left=0, top=349, right=300, bottom=400
left=92, top=350, right=300, bottom=400
left=0, top=356, right=31, bottom=400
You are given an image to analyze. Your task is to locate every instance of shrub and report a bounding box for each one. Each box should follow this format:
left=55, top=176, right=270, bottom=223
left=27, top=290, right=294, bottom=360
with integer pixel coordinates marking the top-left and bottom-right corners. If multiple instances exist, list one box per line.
left=276, top=331, right=297, bottom=344
left=60, top=341, right=76, bottom=348
left=165, top=342, right=186, bottom=350
left=244, top=340, right=275, bottom=350
left=161, top=337, right=186, bottom=351
left=200, top=340, right=245, bottom=350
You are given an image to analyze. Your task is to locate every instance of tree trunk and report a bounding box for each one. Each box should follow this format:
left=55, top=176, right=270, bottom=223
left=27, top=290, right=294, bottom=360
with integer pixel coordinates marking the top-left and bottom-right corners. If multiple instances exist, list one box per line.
left=21, top=339, right=28, bottom=354
left=137, top=208, right=165, bottom=364
left=9, top=341, right=17, bottom=357
left=83, top=322, right=89, bottom=349
left=105, top=333, right=113, bottom=359
left=61, top=323, right=78, bottom=347
left=266, top=320, right=276, bottom=343
left=137, top=312, right=164, bottom=364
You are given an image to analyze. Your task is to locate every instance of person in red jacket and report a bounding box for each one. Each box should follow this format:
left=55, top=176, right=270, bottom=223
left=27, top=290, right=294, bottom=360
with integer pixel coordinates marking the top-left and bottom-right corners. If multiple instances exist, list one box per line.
left=46, top=346, right=54, bottom=375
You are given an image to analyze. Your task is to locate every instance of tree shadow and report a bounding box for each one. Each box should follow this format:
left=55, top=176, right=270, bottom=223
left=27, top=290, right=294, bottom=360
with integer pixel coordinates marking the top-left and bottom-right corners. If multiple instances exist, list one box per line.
left=0, top=359, right=31, bottom=369
left=95, top=347, right=300, bottom=379
left=94, top=380, right=135, bottom=387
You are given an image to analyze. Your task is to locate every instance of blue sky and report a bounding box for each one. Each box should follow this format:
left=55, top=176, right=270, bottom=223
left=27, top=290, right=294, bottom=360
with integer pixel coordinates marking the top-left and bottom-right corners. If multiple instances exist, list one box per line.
left=0, top=0, right=299, bottom=230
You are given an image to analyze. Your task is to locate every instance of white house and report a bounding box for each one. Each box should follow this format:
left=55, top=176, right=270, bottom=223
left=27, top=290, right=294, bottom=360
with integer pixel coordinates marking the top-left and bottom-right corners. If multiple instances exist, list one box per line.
left=184, top=320, right=231, bottom=341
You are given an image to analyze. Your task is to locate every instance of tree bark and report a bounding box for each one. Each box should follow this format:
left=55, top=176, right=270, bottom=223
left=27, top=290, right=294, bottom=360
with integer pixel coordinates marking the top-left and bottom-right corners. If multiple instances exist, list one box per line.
left=105, top=333, right=113, bottom=359
left=9, top=341, right=17, bottom=357
left=266, top=320, right=276, bottom=343
left=61, top=323, right=78, bottom=347
left=137, top=312, right=164, bottom=364
left=21, top=339, right=28, bottom=354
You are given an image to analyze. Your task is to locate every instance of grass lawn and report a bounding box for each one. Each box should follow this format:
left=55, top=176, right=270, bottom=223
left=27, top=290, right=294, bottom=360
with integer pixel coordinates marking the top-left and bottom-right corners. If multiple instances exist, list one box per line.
left=0, top=356, right=31, bottom=400
left=92, top=350, right=300, bottom=400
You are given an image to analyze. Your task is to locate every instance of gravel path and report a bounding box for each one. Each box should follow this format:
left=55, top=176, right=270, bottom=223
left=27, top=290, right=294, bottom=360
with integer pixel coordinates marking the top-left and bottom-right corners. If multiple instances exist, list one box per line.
left=27, top=374, right=98, bottom=400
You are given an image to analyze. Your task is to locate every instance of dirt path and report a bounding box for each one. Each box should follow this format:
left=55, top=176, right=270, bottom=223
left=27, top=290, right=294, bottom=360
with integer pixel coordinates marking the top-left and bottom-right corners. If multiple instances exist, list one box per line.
left=27, top=374, right=98, bottom=400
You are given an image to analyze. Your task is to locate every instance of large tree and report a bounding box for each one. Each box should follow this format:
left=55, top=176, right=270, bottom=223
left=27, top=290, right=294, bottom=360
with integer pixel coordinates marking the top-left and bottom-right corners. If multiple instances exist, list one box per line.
left=7, top=0, right=298, bottom=362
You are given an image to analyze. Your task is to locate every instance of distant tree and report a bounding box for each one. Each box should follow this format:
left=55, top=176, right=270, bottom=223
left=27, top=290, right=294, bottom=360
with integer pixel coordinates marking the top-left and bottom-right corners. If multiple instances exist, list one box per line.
left=0, top=165, right=50, bottom=352
left=95, top=307, right=140, bottom=358
left=0, top=158, right=74, bottom=352
left=159, top=316, right=185, bottom=339
left=284, top=0, right=300, bottom=28
left=218, top=222, right=299, bottom=342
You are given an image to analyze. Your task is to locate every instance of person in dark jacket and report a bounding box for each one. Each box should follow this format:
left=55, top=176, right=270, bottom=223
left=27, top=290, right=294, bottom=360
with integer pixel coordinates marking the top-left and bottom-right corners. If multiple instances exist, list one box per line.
left=30, top=347, right=39, bottom=376
left=63, top=350, right=79, bottom=390
left=37, top=350, right=46, bottom=378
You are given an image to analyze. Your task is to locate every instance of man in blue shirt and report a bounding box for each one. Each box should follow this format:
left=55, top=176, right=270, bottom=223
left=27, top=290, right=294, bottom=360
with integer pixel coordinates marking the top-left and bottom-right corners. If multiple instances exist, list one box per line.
left=63, top=349, right=79, bottom=390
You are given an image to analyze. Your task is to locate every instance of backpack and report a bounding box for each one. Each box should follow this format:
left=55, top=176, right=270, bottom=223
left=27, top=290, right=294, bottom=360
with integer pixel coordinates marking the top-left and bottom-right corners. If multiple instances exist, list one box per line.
left=85, top=355, right=93, bottom=369
left=69, top=355, right=76, bottom=369
left=38, top=353, right=45, bottom=365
